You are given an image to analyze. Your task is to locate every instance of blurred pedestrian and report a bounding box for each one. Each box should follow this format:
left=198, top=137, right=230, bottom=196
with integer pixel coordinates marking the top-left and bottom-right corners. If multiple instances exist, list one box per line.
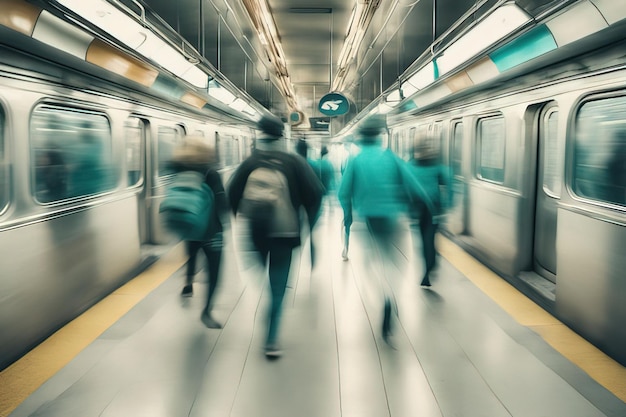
left=169, top=136, right=229, bottom=329
left=227, top=116, right=323, bottom=358
left=407, top=139, right=450, bottom=287
left=338, top=114, right=411, bottom=344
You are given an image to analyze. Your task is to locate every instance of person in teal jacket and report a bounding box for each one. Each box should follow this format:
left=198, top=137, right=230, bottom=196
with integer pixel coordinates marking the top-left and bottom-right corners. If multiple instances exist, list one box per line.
left=407, top=140, right=451, bottom=287
left=338, top=115, right=411, bottom=344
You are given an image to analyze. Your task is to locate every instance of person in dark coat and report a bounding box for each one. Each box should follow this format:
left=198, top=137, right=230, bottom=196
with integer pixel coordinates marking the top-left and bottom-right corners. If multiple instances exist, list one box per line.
left=227, top=116, right=323, bottom=358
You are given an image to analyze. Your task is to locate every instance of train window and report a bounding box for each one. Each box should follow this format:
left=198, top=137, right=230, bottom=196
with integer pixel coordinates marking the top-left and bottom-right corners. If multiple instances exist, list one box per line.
left=573, top=97, right=626, bottom=206
left=241, top=136, right=252, bottom=159
left=477, top=116, right=506, bottom=183
left=157, top=125, right=183, bottom=177
left=452, top=122, right=463, bottom=178
left=125, top=118, right=144, bottom=187
left=543, top=110, right=561, bottom=197
left=31, top=105, right=116, bottom=203
left=0, top=109, right=6, bottom=212
left=216, top=132, right=239, bottom=168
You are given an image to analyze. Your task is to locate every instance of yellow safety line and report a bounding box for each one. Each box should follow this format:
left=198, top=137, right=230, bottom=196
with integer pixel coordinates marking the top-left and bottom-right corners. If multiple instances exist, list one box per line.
left=0, top=243, right=186, bottom=417
left=438, top=236, right=626, bottom=402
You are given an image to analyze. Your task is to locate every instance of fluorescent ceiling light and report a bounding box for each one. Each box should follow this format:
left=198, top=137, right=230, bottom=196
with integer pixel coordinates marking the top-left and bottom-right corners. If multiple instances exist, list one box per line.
left=242, top=104, right=257, bottom=116
left=401, top=82, right=418, bottom=98
left=180, top=66, right=208, bottom=89
left=406, top=61, right=436, bottom=90
left=436, top=3, right=530, bottom=76
left=56, top=0, right=145, bottom=47
left=209, top=80, right=236, bottom=104
left=57, top=0, right=208, bottom=88
left=229, top=98, right=248, bottom=112
left=377, top=102, right=394, bottom=114
left=386, top=89, right=402, bottom=104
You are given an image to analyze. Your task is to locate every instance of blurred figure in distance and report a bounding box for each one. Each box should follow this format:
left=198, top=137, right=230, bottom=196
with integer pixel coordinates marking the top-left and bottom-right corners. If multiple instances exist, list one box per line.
left=407, top=138, right=451, bottom=287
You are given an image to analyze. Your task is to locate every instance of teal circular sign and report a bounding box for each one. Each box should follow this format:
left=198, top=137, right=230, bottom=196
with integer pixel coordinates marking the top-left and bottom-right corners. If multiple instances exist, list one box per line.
left=318, top=92, right=350, bottom=116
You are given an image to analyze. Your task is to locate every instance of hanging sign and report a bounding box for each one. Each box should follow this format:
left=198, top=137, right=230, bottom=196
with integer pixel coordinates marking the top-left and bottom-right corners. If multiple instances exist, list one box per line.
left=318, top=92, right=350, bottom=116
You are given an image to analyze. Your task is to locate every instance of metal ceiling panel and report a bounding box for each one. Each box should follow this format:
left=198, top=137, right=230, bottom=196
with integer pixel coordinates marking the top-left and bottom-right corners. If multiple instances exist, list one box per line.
left=118, top=0, right=571, bottom=126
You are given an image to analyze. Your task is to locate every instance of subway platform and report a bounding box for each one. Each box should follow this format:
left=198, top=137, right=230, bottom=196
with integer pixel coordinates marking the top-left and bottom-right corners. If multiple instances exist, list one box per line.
left=1, top=204, right=625, bottom=417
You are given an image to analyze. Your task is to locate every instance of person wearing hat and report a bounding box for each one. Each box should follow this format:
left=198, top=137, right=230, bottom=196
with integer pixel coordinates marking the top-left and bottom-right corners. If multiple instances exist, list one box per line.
left=227, top=115, right=323, bottom=358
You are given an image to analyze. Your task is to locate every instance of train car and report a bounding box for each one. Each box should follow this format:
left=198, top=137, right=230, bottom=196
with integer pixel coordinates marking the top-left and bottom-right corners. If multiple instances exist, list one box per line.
left=386, top=31, right=626, bottom=365
left=0, top=20, right=256, bottom=370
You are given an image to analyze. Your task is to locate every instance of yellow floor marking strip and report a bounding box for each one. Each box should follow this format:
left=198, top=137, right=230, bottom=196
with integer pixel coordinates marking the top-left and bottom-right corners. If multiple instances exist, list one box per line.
left=0, top=243, right=186, bottom=417
left=438, top=236, right=626, bottom=402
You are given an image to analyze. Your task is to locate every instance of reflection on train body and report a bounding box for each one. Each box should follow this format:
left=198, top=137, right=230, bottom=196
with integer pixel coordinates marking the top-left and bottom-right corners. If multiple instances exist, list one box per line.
left=386, top=37, right=626, bottom=366
left=0, top=42, right=255, bottom=371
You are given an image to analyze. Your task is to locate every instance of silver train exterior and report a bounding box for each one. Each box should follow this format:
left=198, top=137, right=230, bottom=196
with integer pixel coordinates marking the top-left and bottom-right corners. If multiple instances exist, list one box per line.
left=0, top=40, right=254, bottom=370
left=386, top=33, right=626, bottom=366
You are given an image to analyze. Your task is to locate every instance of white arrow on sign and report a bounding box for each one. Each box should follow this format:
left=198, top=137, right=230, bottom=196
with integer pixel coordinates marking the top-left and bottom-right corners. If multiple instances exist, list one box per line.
left=321, top=100, right=343, bottom=111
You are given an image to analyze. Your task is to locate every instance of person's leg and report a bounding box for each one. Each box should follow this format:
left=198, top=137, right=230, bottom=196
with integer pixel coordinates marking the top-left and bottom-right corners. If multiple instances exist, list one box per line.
left=419, top=210, right=436, bottom=286
left=200, top=234, right=223, bottom=328
left=265, top=240, right=293, bottom=355
left=365, top=217, right=397, bottom=344
left=183, top=241, right=201, bottom=296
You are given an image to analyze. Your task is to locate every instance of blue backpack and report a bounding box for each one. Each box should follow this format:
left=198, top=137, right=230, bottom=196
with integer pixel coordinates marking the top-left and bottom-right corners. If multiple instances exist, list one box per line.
left=159, top=171, right=214, bottom=241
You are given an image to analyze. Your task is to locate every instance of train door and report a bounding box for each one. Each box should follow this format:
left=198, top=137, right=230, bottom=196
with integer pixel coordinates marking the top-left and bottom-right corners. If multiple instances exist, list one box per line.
left=447, top=119, right=466, bottom=234
left=149, top=123, right=184, bottom=244
left=533, top=105, right=560, bottom=281
left=125, top=117, right=148, bottom=243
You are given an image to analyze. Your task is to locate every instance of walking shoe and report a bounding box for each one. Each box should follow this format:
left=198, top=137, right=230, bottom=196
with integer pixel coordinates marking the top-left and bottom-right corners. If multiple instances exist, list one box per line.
left=201, top=310, right=222, bottom=329
left=341, top=247, right=349, bottom=261
left=264, top=344, right=283, bottom=359
left=420, top=275, right=431, bottom=287
left=181, top=284, right=193, bottom=297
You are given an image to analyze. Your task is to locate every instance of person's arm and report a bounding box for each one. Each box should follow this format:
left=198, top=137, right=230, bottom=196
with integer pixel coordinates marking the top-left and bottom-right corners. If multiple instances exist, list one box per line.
left=293, top=156, right=324, bottom=228
left=225, top=158, right=254, bottom=215
left=205, top=170, right=230, bottom=226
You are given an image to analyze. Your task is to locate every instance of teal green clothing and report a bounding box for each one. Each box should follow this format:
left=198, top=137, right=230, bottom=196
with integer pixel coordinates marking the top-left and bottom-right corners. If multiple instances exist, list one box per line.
left=407, top=159, right=451, bottom=215
left=309, top=158, right=335, bottom=193
left=338, top=145, right=408, bottom=219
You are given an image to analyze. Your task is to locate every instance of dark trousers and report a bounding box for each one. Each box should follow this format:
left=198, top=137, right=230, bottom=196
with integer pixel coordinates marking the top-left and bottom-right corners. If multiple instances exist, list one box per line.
left=186, top=239, right=222, bottom=313
left=365, top=217, right=401, bottom=337
left=418, top=208, right=438, bottom=276
left=257, top=239, right=293, bottom=346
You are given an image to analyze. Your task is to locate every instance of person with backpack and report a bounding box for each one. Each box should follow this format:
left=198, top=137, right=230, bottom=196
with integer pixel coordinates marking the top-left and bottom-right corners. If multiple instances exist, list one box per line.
left=227, top=116, right=323, bottom=358
left=162, top=136, right=229, bottom=329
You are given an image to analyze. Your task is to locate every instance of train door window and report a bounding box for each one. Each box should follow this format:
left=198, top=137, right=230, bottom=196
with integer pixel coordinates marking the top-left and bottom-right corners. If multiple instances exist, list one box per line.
left=156, top=125, right=183, bottom=177
left=432, top=122, right=444, bottom=162
left=477, top=116, right=506, bottom=183
left=217, top=132, right=238, bottom=168
left=451, top=121, right=463, bottom=178
left=542, top=109, right=561, bottom=197
left=242, top=136, right=252, bottom=159
left=0, top=109, right=7, bottom=213
left=31, top=105, right=116, bottom=203
left=573, top=96, right=626, bottom=206
left=407, top=127, right=416, bottom=159
left=125, top=118, right=145, bottom=187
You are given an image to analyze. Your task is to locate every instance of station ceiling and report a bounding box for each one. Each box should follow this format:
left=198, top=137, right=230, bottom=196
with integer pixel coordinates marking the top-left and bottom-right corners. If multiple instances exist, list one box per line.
left=133, top=0, right=561, bottom=130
